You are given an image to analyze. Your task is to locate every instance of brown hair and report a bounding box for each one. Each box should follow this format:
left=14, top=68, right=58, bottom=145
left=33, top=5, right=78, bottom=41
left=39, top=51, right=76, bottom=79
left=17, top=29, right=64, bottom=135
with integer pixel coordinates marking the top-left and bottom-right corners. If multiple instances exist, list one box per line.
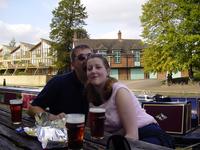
left=84, top=54, right=117, bottom=106
left=85, top=77, right=117, bottom=106
left=70, top=44, right=92, bottom=62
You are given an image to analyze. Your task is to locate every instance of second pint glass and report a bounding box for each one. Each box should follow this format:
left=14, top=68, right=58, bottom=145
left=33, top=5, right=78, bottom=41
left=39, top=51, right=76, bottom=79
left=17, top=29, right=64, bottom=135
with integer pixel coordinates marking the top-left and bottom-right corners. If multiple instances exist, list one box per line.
left=65, top=114, right=85, bottom=150
left=89, top=108, right=106, bottom=139
left=9, top=99, right=23, bottom=124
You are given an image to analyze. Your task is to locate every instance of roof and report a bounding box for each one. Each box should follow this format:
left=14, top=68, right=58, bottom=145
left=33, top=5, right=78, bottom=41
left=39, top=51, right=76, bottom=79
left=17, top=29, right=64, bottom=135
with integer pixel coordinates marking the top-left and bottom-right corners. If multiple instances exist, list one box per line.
left=29, top=38, right=52, bottom=51
left=20, top=42, right=35, bottom=49
left=1, top=45, right=16, bottom=51
left=40, top=38, right=51, bottom=44
left=11, top=42, right=35, bottom=53
left=73, top=39, right=145, bottom=53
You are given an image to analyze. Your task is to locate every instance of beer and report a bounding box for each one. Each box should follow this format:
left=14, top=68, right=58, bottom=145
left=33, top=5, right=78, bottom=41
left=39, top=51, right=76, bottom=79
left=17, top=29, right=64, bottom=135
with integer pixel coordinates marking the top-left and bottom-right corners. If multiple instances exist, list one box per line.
left=89, top=108, right=106, bottom=139
left=65, top=114, right=85, bottom=150
left=9, top=99, right=23, bottom=124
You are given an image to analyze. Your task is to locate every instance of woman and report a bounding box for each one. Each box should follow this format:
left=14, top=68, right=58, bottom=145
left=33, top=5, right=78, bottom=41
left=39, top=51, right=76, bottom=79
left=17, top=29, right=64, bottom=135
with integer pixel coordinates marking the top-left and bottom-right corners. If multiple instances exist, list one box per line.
left=85, top=54, right=174, bottom=148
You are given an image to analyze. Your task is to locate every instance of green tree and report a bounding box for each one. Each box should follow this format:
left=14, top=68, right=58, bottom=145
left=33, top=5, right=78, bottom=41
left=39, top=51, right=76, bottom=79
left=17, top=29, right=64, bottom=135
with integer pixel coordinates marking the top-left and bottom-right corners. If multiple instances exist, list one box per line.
left=50, top=0, right=89, bottom=74
left=9, top=38, right=16, bottom=47
left=174, top=0, right=200, bottom=79
left=140, top=0, right=200, bottom=80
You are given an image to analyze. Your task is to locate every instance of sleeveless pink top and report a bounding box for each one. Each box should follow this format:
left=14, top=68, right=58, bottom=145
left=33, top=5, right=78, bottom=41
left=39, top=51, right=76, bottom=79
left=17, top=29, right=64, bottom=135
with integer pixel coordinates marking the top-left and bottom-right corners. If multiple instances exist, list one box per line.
left=92, top=82, right=156, bottom=133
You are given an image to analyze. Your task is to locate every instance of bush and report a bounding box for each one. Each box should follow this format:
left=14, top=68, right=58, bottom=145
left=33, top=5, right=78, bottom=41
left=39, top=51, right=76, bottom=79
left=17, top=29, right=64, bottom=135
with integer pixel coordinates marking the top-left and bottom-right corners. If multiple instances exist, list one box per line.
left=194, top=71, right=200, bottom=81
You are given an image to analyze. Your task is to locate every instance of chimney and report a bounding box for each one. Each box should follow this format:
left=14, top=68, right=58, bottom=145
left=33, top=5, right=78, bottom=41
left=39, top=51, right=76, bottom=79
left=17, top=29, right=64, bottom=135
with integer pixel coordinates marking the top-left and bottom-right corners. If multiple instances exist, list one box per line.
left=118, top=30, right=122, bottom=40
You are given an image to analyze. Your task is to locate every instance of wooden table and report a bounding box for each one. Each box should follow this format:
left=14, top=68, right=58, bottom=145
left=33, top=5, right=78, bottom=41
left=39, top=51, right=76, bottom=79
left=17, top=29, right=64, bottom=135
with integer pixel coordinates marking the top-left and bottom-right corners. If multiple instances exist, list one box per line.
left=0, top=103, right=172, bottom=150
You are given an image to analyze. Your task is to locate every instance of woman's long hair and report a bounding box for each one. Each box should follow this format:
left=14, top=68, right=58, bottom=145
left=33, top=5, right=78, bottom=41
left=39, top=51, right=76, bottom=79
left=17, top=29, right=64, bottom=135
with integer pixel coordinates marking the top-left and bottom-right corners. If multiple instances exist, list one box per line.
left=84, top=54, right=117, bottom=106
left=85, top=77, right=117, bottom=106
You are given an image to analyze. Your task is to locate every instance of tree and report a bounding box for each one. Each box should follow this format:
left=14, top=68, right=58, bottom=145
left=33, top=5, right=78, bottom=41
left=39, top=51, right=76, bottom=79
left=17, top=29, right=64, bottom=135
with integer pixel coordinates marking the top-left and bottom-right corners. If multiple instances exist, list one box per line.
left=50, top=0, right=89, bottom=73
left=9, top=38, right=16, bottom=47
left=174, top=0, right=200, bottom=80
left=140, top=0, right=200, bottom=80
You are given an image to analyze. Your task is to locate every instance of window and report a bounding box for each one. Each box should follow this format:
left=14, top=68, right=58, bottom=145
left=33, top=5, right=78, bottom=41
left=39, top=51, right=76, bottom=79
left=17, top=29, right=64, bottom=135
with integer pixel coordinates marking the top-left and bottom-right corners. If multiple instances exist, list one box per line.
left=36, top=48, right=41, bottom=57
left=133, top=50, right=140, bottom=66
left=97, top=50, right=107, bottom=56
left=113, top=50, right=121, bottom=63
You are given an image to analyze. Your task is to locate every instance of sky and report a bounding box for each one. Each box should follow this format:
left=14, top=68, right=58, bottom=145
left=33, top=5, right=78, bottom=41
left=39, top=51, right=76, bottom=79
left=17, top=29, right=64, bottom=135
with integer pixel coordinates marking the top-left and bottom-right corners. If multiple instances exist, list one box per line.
left=0, top=0, right=148, bottom=45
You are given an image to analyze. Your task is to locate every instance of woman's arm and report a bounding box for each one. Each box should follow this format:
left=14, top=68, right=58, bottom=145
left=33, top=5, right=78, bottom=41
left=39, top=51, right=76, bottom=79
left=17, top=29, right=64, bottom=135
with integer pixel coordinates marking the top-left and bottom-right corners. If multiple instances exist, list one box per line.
left=115, top=88, right=138, bottom=140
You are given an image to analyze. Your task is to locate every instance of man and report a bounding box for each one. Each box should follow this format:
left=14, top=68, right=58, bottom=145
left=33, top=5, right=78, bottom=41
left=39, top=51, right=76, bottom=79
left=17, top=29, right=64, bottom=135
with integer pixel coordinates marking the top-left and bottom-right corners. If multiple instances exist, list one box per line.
left=28, top=44, right=93, bottom=120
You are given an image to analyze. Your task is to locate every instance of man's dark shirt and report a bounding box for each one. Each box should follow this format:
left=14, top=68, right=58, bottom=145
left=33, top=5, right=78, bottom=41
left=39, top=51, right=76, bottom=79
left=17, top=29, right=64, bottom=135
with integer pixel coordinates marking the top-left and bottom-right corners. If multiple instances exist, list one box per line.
left=31, top=71, right=88, bottom=115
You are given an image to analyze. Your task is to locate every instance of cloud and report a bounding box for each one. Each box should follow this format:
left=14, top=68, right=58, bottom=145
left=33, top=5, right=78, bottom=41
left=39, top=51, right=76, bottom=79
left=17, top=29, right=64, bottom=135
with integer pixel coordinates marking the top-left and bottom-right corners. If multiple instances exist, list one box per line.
left=0, top=20, right=49, bottom=44
left=81, top=0, right=148, bottom=39
left=0, top=0, right=148, bottom=44
left=0, top=0, right=8, bottom=9
left=41, top=0, right=59, bottom=12
left=88, top=26, right=144, bottom=40
left=82, top=0, right=144, bottom=22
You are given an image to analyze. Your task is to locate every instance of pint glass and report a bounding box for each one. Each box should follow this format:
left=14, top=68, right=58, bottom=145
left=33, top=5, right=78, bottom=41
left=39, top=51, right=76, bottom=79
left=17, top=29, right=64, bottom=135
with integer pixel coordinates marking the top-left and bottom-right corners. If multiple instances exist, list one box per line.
left=89, top=108, right=106, bottom=139
left=9, top=99, right=23, bottom=124
left=65, top=114, right=85, bottom=150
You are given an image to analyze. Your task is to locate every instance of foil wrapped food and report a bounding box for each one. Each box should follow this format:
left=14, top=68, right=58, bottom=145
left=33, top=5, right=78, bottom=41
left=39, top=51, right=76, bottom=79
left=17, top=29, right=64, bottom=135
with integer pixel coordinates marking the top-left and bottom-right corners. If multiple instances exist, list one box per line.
left=37, top=126, right=67, bottom=149
left=24, top=127, right=37, bottom=137
left=25, top=112, right=68, bottom=149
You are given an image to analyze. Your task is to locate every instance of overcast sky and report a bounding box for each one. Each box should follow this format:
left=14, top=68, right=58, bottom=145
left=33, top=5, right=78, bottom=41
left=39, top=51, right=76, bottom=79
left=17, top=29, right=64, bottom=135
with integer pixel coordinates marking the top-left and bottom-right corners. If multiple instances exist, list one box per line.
left=0, top=0, right=147, bottom=45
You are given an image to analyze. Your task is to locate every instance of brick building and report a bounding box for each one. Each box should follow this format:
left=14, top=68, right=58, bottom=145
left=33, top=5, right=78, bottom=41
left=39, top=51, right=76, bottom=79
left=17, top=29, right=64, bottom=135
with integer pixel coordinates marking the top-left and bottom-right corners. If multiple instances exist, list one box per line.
left=74, top=31, right=148, bottom=80
left=0, top=31, right=188, bottom=81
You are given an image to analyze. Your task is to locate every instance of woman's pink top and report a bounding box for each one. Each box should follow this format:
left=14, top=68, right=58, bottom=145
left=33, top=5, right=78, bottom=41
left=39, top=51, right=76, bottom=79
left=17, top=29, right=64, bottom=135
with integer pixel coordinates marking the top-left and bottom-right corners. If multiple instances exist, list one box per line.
left=95, top=82, right=156, bottom=133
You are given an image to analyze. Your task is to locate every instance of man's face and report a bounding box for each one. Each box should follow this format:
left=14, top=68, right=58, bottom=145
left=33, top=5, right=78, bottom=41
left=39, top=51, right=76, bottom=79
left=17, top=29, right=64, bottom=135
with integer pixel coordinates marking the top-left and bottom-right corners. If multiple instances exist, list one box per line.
left=72, top=48, right=92, bottom=79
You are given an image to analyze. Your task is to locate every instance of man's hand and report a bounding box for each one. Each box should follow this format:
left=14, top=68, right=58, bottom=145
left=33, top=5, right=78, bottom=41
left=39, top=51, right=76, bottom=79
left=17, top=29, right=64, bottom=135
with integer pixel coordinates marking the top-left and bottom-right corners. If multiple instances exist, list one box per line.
left=28, top=105, right=46, bottom=117
left=28, top=105, right=66, bottom=121
left=48, top=112, right=66, bottom=120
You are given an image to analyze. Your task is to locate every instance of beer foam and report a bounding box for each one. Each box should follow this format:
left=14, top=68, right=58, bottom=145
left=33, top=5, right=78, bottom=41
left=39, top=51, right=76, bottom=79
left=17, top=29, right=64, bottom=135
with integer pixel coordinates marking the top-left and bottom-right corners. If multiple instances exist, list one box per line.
left=66, top=114, right=85, bottom=123
left=9, top=99, right=23, bottom=105
left=89, top=108, right=105, bottom=113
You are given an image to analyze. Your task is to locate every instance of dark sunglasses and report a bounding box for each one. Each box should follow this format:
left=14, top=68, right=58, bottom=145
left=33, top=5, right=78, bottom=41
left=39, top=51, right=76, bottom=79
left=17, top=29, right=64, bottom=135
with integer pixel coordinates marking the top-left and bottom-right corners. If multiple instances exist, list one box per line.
left=75, top=53, right=92, bottom=61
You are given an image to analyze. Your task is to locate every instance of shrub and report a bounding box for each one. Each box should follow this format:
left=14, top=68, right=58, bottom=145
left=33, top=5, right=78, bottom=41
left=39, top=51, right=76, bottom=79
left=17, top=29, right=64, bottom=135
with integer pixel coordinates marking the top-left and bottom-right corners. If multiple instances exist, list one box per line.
left=194, top=71, right=200, bottom=81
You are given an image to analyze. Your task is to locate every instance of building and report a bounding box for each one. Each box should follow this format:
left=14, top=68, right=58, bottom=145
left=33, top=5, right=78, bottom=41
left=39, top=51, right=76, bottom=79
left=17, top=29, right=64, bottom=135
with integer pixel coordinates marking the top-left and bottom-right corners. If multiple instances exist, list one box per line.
left=0, top=32, right=187, bottom=84
left=29, top=39, right=56, bottom=75
left=0, top=39, right=56, bottom=76
left=0, top=44, right=17, bottom=75
left=74, top=31, right=188, bottom=80
left=74, top=31, right=146, bottom=80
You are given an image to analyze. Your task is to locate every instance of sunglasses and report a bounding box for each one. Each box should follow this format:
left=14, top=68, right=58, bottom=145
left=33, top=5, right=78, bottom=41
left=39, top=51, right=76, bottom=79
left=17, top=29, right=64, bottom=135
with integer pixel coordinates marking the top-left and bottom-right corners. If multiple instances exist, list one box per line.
left=75, top=53, right=92, bottom=61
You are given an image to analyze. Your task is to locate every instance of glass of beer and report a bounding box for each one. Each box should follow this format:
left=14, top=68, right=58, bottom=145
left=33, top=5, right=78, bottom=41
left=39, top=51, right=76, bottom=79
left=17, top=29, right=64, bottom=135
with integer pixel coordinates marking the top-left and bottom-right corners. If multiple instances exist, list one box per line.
left=9, top=99, right=23, bottom=124
left=65, top=114, right=85, bottom=150
left=89, top=107, right=106, bottom=139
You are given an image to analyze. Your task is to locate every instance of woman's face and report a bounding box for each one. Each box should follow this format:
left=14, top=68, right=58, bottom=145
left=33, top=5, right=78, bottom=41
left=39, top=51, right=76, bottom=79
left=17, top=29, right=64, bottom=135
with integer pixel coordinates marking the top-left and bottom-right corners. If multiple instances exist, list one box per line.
left=87, top=57, right=109, bottom=87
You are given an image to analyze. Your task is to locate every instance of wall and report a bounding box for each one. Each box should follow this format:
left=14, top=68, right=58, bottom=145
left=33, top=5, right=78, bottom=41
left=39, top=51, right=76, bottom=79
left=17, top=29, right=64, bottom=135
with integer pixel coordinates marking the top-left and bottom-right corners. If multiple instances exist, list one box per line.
left=110, top=55, right=135, bottom=68
left=157, top=72, right=167, bottom=80
left=119, top=68, right=129, bottom=80
left=181, top=70, right=188, bottom=77
left=0, top=75, right=53, bottom=87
